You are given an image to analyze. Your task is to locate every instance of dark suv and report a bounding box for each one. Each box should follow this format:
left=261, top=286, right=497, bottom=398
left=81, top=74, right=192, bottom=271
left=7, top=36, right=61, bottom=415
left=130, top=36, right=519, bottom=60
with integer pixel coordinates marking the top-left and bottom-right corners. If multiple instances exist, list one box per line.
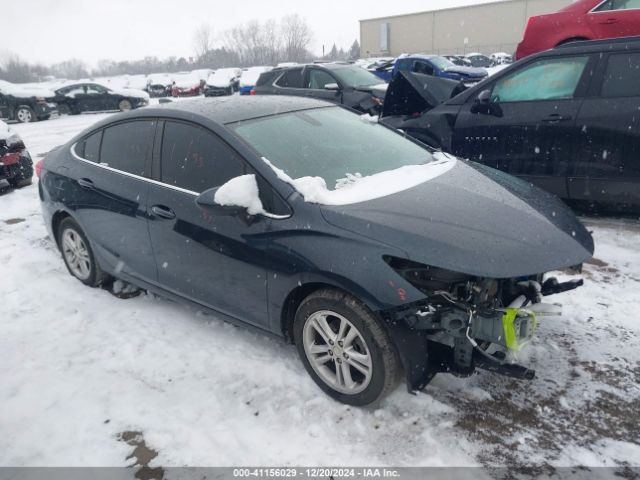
left=383, top=37, right=640, bottom=212
left=0, top=80, right=58, bottom=123
left=253, top=64, right=388, bottom=114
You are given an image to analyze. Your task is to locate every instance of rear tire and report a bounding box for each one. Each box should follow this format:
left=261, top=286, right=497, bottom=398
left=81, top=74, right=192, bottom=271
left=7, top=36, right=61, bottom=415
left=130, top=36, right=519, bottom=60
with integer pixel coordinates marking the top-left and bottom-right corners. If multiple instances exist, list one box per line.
left=9, top=177, right=32, bottom=188
left=7, top=159, right=33, bottom=188
left=57, top=217, right=108, bottom=287
left=293, top=289, right=401, bottom=406
left=118, top=99, right=132, bottom=111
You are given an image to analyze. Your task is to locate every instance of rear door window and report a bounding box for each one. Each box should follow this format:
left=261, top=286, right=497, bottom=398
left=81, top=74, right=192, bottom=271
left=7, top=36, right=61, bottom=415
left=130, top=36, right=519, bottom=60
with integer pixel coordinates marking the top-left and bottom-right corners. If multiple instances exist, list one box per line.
left=100, top=120, right=155, bottom=176
left=491, top=56, right=590, bottom=102
left=601, top=52, right=640, bottom=97
left=275, top=69, right=304, bottom=88
left=78, top=130, right=102, bottom=162
left=160, top=121, right=244, bottom=193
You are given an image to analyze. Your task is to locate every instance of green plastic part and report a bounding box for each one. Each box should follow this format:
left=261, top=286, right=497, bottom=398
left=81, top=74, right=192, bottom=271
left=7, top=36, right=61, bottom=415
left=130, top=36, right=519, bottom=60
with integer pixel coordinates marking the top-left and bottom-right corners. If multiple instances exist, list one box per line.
left=502, top=308, right=537, bottom=351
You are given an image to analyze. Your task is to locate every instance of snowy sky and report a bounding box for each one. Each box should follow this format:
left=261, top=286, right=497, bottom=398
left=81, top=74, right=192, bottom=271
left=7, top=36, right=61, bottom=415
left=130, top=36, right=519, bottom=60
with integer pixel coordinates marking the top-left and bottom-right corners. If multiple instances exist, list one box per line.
left=3, top=0, right=500, bottom=66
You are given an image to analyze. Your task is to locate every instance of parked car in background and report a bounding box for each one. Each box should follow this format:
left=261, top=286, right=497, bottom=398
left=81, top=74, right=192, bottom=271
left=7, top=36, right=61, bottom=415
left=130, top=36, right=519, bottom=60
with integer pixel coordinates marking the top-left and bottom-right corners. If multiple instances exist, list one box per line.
left=367, top=59, right=395, bottom=82
left=38, top=96, right=592, bottom=406
left=443, top=55, right=473, bottom=67
left=239, top=66, right=272, bottom=95
left=204, top=68, right=242, bottom=96
left=387, top=37, right=640, bottom=212
left=0, top=80, right=58, bottom=123
left=146, top=74, right=173, bottom=97
left=0, top=119, right=33, bottom=187
left=54, top=82, right=149, bottom=114
left=464, top=53, right=495, bottom=68
left=171, top=73, right=203, bottom=97
left=516, top=0, right=640, bottom=60
left=253, top=63, right=387, bottom=113
left=490, top=52, right=513, bottom=64
left=392, top=55, right=488, bottom=85
left=359, top=57, right=395, bottom=70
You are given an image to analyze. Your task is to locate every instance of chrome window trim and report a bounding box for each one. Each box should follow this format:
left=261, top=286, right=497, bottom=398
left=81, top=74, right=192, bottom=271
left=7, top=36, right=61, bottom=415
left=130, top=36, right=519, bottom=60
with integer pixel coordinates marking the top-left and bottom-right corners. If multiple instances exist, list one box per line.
left=273, top=68, right=306, bottom=91
left=70, top=142, right=199, bottom=196
left=70, top=142, right=291, bottom=220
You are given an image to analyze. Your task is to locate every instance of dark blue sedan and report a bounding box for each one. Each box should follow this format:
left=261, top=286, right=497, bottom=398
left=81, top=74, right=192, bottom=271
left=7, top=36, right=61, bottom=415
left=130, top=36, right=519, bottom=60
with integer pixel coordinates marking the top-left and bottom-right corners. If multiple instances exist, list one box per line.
left=37, top=96, right=592, bottom=406
left=392, top=54, right=488, bottom=85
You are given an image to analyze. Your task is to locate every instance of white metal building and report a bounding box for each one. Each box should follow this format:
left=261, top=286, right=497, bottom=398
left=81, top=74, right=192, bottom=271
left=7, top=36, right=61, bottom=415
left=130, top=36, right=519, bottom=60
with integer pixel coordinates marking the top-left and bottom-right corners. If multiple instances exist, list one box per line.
left=359, top=0, right=572, bottom=57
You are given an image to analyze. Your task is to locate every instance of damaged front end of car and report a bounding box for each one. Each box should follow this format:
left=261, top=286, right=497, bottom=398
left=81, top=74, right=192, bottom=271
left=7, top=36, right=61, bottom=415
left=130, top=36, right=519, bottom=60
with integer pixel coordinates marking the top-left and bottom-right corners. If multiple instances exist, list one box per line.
left=380, top=256, right=584, bottom=391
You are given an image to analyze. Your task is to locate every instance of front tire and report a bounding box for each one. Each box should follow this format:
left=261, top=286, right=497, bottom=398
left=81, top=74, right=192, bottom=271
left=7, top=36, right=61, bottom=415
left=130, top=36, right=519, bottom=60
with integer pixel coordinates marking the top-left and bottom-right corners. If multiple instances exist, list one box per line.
left=293, top=289, right=401, bottom=406
left=57, top=217, right=107, bottom=287
left=15, top=106, right=36, bottom=123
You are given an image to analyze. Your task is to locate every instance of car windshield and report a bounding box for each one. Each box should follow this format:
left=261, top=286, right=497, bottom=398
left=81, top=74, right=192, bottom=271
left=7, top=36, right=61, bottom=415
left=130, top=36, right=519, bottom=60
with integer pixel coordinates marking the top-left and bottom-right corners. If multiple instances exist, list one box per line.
left=230, top=106, right=434, bottom=190
left=331, top=66, right=383, bottom=88
left=430, top=56, right=455, bottom=70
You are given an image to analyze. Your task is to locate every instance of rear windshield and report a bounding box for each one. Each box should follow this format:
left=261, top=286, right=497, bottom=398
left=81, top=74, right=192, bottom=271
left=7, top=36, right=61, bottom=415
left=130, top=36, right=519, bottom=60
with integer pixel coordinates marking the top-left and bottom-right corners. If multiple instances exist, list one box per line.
left=230, top=106, right=433, bottom=190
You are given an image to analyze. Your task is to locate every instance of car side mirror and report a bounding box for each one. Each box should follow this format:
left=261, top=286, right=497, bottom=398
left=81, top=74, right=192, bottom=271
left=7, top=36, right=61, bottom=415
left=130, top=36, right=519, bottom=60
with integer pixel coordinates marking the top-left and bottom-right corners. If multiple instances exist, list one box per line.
left=471, top=89, right=494, bottom=114
left=196, top=186, right=247, bottom=216
left=196, top=175, right=290, bottom=220
left=324, top=83, right=340, bottom=91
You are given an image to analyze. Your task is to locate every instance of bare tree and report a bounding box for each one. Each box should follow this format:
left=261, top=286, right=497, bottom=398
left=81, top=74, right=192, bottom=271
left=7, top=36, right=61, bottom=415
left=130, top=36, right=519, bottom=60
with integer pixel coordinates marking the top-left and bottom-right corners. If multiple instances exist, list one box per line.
left=281, top=14, right=313, bottom=63
left=193, top=24, right=214, bottom=59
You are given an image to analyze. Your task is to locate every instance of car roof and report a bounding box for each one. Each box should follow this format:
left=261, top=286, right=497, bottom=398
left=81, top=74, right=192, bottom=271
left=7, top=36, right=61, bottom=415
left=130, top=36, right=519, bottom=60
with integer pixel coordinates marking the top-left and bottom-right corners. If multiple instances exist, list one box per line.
left=554, top=35, right=640, bottom=53
left=396, top=54, right=437, bottom=61
left=134, top=95, right=333, bottom=124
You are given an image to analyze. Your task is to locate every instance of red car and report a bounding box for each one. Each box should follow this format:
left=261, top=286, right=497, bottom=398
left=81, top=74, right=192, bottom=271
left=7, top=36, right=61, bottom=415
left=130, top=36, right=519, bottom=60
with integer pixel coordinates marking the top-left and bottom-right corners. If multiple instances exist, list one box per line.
left=516, top=0, right=640, bottom=60
left=170, top=74, right=203, bottom=97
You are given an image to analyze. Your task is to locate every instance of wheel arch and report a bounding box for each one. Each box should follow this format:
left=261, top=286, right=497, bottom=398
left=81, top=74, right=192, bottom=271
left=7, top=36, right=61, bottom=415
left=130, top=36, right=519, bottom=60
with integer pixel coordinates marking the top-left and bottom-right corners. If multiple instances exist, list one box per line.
left=556, top=36, right=590, bottom=47
left=280, top=280, right=382, bottom=344
left=51, top=210, right=72, bottom=247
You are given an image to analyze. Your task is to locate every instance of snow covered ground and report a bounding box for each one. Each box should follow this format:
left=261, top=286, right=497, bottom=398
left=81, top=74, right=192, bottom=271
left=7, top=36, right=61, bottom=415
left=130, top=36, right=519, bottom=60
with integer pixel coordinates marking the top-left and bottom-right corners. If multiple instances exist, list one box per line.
left=1, top=111, right=639, bottom=471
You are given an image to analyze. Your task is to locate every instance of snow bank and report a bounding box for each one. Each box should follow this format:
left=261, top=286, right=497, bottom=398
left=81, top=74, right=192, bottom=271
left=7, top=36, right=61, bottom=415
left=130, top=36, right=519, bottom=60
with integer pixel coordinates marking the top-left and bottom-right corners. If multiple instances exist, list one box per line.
left=262, top=152, right=456, bottom=206
left=213, top=174, right=265, bottom=215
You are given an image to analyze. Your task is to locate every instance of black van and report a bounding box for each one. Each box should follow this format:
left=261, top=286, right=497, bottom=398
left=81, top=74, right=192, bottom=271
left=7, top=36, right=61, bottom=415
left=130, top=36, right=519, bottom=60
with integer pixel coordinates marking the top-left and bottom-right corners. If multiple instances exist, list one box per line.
left=383, top=37, right=640, bottom=212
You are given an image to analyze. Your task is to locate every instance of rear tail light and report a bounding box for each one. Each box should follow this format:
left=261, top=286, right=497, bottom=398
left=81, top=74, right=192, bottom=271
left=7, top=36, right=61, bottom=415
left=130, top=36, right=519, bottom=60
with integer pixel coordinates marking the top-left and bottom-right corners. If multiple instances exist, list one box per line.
left=35, top=159, right=44, bottom=178
left=250, top=89, right=257, bottom=95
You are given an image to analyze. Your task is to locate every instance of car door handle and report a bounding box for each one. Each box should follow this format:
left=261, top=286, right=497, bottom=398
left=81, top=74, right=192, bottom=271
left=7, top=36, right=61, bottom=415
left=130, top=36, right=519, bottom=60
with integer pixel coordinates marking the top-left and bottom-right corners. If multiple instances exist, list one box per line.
left=542, top=114, right=572, bottom=123
left=151, top=205, right=176, bottom=220
left=77, top=178, right=94, bottom=189
left=600, top=18, right=619, bottom=24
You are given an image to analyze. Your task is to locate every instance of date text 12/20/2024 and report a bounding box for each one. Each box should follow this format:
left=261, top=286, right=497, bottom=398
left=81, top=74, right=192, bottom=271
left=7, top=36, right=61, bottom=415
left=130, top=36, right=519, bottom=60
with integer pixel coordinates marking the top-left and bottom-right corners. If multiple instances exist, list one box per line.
left=233, top=468, right=401, bottom=478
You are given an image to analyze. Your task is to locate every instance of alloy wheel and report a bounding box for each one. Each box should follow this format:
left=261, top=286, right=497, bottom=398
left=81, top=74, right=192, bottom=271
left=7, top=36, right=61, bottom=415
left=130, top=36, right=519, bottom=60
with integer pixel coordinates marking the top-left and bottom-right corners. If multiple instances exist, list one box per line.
left=302, top=310, right=373, bottom=395
left=61, top=228, right=91, bottom=280
left=16, top=108, right=32, bottom=123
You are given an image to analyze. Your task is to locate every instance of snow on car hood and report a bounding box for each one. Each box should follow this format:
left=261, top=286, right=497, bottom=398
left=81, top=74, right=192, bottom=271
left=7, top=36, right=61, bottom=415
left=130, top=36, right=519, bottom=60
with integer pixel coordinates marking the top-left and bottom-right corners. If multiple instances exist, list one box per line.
left=173, top=77, right=200, bottom=89
left=0, top=81, right=55, bottom=98
left=320, top=160, right=594, bottom=278
left=263, top=152, right=456, bottom=205
left=207, top=73, right=235, bottom=88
